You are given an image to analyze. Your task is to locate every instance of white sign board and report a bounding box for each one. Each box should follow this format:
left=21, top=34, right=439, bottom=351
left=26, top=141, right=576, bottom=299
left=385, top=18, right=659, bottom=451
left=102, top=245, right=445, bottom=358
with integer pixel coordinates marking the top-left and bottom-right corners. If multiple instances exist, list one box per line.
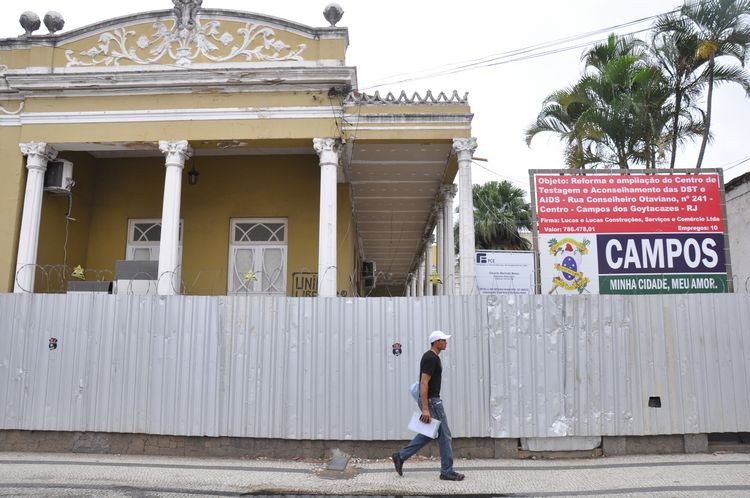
left=475, top=250, right=535, bottom=295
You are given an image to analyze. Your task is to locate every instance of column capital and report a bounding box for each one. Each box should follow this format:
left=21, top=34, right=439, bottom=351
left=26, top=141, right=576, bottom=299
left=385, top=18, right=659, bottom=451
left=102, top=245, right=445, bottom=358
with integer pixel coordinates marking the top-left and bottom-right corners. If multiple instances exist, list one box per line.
left=158, top=140, right=192, bottom=168
left=424, top=233, right=435, bottom=245
left=313, top=137, right=342, bottom=155
left=19, top=142, right=57, bottom=171
left=452, top=137, right=478, bottom=160
left=313, top=137, right=342, bottom=168
left=440, top=183, right=458, bottom=200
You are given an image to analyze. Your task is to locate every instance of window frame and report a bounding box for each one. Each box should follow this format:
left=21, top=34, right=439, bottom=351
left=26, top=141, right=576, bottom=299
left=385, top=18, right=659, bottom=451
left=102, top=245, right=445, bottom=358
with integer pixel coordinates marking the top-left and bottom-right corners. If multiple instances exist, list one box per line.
left=227, top=218, right=288, bottom=294
left=126, top=218, right=183, bottom=261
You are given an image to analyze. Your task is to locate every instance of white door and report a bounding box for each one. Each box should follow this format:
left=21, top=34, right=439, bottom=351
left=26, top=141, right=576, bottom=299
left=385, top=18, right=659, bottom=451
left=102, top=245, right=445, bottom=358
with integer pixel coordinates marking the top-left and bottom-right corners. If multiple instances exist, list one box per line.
left=228, top=219, right=287, bottom=294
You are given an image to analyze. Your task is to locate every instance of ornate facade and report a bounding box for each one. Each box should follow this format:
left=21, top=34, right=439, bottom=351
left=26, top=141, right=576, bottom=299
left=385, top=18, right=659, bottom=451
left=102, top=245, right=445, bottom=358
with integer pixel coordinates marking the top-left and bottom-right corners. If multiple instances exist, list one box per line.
left=0, top=2, right=477, bottom=297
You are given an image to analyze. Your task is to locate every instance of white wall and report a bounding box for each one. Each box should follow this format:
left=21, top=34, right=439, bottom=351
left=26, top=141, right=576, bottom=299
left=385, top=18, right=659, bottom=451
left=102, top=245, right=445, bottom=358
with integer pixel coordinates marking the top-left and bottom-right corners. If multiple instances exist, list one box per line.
left=726, top=178, right=750, bottom=293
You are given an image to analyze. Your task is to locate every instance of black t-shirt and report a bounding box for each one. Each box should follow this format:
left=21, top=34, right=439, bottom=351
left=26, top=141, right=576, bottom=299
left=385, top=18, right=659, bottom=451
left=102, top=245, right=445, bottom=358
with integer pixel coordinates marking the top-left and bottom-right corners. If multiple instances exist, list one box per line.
left=420, top=350, right=442, bottom=398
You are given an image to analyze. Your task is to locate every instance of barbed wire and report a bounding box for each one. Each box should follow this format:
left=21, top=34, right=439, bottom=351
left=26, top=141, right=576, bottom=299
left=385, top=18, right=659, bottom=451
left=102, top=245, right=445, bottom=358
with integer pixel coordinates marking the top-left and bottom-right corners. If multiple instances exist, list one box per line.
left=15, top=264, right=749, bottom=295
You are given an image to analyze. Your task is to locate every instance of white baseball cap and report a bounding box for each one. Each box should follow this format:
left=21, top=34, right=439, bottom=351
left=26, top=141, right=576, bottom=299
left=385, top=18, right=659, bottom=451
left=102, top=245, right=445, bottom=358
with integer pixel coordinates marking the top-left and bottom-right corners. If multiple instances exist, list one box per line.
left=429, top=330, right=451, bottom=343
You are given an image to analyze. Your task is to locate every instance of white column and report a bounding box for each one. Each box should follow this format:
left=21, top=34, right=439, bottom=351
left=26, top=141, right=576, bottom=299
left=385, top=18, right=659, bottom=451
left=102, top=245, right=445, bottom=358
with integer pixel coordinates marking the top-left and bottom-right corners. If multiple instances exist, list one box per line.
left=14, top=142, right=58, bottom=293
left=157, top=140, right=192, bottom=295
left=416, top=258, right=424, bottom=297
left=423, top=234, right=434, bottom=296
left=453, top=138, right=478, bottom=295
left=441, top=184, right=457, bottom=295
left=313, top=138, right=342, bottom=297
left=435, top=204, right=444, bottom=295
left=409, top=274, right=417, bottom=296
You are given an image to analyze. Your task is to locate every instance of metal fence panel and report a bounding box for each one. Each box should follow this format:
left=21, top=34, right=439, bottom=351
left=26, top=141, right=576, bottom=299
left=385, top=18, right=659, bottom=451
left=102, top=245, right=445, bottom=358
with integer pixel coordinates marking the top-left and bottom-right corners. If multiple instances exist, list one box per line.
left=217, top=295, right=489, bottom=439
left=0, top=294, right=489, bottom=439
left=2, top=293, right=748, bottom=439
left=487, top=294, right=750, bottom=437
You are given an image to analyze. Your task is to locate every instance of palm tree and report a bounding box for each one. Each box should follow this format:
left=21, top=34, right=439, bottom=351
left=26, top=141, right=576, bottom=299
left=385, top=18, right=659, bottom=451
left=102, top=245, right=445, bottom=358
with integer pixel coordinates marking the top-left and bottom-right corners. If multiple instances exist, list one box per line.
left=659, top=0, right=750, bottom=169
left=651, top=20, right=707, bottom=168
left=455, top=181, right=532, bottom=251
left=525, top=83, right=600, bottom=169
left=527, top=34, right=673, bottom=169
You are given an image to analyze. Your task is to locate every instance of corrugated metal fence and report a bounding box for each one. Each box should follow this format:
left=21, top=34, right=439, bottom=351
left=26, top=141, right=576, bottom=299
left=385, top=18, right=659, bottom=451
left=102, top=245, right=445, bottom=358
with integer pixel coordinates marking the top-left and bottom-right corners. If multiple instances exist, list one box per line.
left=0, top=293, right=748, bottom=439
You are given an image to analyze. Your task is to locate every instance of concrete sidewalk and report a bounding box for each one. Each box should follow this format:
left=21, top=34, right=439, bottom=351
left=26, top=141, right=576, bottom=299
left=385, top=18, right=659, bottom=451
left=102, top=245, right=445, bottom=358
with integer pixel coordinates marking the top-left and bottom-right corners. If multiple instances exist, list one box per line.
left=0, top=451, right=749, bottom=497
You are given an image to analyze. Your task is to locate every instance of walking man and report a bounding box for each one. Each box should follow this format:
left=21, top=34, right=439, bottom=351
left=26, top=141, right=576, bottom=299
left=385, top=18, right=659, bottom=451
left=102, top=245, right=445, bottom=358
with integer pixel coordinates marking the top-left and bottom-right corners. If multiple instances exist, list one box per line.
left=392, top=330, right=465, bottom=481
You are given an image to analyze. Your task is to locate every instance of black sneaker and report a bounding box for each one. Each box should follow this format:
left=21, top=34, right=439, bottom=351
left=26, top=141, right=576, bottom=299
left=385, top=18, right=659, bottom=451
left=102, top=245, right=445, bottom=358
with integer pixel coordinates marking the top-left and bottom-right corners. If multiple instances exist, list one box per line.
left=391, top=452, right=404, bottom=476
left=439, top=471, right=465, bottom=481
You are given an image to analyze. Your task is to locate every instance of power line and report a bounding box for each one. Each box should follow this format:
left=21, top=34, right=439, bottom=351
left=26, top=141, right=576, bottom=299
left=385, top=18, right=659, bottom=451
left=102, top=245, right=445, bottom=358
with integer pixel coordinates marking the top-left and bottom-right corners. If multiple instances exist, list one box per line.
left=721, top=155, right=750, bottom=171
left=375, top=13, right=668, bottom=84
left=362, top=10, right=676, bottom=91
left=471, top=160, right=530, bottom=188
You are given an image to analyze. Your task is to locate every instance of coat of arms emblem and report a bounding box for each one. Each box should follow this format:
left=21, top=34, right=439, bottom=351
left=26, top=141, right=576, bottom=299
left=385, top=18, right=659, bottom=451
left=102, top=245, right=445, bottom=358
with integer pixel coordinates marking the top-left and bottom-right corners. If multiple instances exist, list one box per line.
left=548, top=237, right=591, bottom=294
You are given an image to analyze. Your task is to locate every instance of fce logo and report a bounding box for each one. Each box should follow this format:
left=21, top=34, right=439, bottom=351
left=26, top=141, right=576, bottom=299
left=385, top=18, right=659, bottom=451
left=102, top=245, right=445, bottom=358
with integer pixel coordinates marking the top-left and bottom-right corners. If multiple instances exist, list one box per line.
left=476, top=253, right=493, bottom=264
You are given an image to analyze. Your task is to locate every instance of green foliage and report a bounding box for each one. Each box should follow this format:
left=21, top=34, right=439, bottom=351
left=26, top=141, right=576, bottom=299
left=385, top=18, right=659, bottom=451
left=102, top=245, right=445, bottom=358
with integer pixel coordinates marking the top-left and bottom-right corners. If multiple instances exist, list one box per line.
left=527, top=0, right=750, bottom=170
left=454, top=181, right=532, bottom=251
left=659, top=0, right=750, bottom=168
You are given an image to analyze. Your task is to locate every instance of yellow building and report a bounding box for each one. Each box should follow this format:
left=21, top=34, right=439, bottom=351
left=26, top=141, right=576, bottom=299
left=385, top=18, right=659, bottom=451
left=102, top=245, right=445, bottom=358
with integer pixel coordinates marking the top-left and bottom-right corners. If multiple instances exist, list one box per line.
left=0, top=2, right=479, bottom=297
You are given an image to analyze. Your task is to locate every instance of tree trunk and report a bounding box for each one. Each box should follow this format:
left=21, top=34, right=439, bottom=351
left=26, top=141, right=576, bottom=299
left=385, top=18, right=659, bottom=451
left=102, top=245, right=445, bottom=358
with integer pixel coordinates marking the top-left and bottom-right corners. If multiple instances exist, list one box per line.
left=695, top=54, right=714, bottom=169
left=669, top=86, right=682, bottom=169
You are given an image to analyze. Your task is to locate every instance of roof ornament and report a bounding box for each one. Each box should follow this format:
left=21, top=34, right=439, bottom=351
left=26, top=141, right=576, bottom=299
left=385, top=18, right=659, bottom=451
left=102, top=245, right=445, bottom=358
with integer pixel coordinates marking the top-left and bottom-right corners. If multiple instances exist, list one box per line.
left=64, top=1, right=305, bottom=67
left=19, top=11, right=41, bottom=37
left=323, top=3, right=344, bottom=27
left=173, top=0, right=203, bottom=31
left=344, top=90, right=469, bottom=105
left=43, top=11, right=65, bottom=34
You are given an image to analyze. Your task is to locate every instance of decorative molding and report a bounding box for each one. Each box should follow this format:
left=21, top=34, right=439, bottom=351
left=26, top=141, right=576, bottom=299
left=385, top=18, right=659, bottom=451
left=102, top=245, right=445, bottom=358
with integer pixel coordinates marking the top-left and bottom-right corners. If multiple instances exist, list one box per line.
left=0, top=101, right=24, bottom=115
left=19, top=142, right=57, bottom=169
left=323, top=4, right=344, bottom=27
left=343, top=113, right=472, bottom=124
left=158, top=140, right=192, bottom=167
left=43, top=11, right=65, bottom=34
left=19, top=12, right=41, bottom=36
left=313, top=137, right=342, bottom=157
left=0, top=106, right=341, bottom=127
left=1, top=66, right=356, bottom=97
left=0, top=65, right=24, bottom=114
left=173, top=0, right=202, bottom=30
left=65, top=19, right=306, bottom=67
left=1, top=9, right=348, bottom=47
left=344, top=90, right=468, bottom=106
left=452, top=137, right=478, bottom=155
left=440, top=184, right=458, bottom=199
left=342, top=125, right=471, bottom=131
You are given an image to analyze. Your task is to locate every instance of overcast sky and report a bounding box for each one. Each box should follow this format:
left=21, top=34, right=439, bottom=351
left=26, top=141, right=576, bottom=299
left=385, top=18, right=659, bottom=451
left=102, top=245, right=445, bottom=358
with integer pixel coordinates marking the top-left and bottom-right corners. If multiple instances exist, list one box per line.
left=2, top=0, right=749, bottom=194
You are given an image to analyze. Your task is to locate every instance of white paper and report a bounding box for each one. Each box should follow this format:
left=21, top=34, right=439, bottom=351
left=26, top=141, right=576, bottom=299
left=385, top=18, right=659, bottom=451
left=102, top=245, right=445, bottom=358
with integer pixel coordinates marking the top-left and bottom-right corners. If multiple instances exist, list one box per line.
left=408, top=411, right=441, bottom=439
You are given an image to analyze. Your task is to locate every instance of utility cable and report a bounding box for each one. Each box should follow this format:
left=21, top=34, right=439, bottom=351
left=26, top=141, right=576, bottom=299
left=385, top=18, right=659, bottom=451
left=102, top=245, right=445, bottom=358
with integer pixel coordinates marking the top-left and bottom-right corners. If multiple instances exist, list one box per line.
left=361, top=9, right=678, bottom=91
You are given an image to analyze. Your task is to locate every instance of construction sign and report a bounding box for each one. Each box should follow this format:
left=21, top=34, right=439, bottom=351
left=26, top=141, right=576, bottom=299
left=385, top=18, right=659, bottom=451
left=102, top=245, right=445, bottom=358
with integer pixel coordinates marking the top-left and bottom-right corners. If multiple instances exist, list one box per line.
left=530, top=170, right=729, bottom=295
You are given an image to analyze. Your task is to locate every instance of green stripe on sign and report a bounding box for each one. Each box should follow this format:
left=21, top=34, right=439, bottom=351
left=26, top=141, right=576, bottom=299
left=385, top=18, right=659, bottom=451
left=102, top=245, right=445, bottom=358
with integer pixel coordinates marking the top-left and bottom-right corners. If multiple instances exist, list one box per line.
left=599, top=274, right=728, bottom=294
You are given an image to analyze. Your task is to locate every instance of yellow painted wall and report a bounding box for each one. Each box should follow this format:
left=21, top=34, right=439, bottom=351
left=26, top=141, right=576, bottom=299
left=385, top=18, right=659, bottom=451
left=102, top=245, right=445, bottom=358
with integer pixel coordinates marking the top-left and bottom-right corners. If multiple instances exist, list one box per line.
left=57, top=154, right=355, bottom=296
left=17, top=118, right=343, bottom=144
left=0, top=128, right=24, bottom=291
left=337, top=182, right=356, bottom=296
left=54, top=20, right=346, bottom=68
left=34, top=153, right=96, bottom=291
left=24, top=92, right=335, bottom=113
left=0, top=18, right=347, bottom=69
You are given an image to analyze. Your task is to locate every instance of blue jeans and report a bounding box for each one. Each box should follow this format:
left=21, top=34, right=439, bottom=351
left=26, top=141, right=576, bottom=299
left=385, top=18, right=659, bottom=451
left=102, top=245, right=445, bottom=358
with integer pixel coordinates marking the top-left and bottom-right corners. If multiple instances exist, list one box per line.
left=398, top=396, right=454, bottom=475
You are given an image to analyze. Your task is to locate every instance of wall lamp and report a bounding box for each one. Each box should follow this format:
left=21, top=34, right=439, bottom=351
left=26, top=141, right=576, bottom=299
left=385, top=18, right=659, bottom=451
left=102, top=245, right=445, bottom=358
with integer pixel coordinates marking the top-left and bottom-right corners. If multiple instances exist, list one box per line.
left=187, top=154, right=200, bottom=185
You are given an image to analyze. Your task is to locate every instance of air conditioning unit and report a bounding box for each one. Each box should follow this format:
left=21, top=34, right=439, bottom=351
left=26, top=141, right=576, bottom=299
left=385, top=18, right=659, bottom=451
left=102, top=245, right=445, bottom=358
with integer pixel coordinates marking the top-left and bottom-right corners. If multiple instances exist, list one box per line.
left=44, top=159, right=74, bottom=194
left=362, top=260, right=376, bottom=289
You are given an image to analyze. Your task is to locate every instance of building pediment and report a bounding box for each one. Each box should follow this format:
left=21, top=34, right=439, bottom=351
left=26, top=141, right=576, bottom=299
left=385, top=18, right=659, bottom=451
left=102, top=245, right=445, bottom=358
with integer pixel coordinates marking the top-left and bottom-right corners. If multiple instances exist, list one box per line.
left=0, top=8, right=348, bottom=71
